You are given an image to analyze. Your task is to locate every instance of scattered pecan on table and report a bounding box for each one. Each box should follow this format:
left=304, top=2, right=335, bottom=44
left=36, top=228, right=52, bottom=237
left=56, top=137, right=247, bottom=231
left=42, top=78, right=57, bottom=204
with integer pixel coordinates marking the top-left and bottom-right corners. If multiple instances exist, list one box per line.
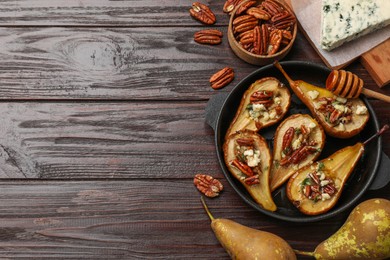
left=189, top=2, right=216, bottom=25
left=194, top=174, right=224, bottom=198
left=194, top=29, right=223, bottom=45
left=209, top=67, right=235, bottom=90
left=231, top=0, right=296, bottom=55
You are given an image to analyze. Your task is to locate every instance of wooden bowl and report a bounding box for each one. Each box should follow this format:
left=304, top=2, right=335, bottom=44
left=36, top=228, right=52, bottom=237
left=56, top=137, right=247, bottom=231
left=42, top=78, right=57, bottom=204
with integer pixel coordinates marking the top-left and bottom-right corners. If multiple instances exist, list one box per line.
left=228, top=0, right=297, bottom=66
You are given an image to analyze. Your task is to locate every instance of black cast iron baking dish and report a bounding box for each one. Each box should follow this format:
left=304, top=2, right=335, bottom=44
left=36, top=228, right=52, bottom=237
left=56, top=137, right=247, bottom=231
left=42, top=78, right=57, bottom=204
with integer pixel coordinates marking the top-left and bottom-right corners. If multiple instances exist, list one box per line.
left=205, top=61, right=389, bottom=222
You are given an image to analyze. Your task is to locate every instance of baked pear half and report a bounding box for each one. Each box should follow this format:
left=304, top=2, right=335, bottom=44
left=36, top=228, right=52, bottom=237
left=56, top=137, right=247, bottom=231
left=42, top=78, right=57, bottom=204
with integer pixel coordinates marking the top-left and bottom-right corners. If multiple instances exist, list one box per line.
left=274, top=61, right=369, bottom=139
left=226, top=77, right=291, bottom=139
left=286, top=142, right=364, bottom=215
left=270, top=114, right=325, bottom=191
left=223, top=130, right=276, bottom=212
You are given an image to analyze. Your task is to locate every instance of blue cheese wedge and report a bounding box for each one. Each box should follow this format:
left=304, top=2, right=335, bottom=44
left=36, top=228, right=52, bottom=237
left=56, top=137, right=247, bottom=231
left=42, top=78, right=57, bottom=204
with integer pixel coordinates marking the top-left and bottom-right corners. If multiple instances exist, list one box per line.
left=321, top=0, right=390, bottom=51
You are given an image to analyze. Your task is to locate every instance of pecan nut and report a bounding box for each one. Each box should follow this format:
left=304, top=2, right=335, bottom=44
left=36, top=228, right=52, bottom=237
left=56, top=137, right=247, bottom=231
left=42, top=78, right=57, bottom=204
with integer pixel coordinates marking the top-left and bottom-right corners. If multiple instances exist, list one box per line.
left=246, top=7, right=271, bottom=20
left=231, top=159, right=254, bottom=177
left=189, top=2, right=216, bottom=25
left=232, top=0, right=296, bottom=56
left=281, top=127, right=294, bottom=154
left=194, top=29, right=223, bottom=45
left=194, top=174, right=223, bottom=198
left=223, top=0, right=242, bottom=13
left=236, top=138, right=254, bottom=146
left=235, top=0, right=257, bottom=15
left=210, top=67, right=234, bottom=90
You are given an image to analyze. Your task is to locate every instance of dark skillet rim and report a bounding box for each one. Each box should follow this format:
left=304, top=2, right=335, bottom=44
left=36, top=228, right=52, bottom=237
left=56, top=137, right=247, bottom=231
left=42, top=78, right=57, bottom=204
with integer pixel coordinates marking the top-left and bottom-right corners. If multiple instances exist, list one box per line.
left=214, top=60, right=381, bottom=223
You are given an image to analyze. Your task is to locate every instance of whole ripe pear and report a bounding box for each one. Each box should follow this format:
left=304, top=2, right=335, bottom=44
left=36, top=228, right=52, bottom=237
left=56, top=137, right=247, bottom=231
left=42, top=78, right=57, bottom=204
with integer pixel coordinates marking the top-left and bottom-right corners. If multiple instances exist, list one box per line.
left=201, top=197, right=296, bottom=260
left=297, top=198, right=390, bottom=259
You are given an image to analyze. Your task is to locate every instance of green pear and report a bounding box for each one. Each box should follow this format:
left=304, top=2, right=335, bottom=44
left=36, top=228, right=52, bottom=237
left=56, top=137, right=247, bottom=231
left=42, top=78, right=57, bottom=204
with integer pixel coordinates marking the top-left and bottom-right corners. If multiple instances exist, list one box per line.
left=296, top=198, right=390, bottom=259
left=201, top=197, right=296, bottom=260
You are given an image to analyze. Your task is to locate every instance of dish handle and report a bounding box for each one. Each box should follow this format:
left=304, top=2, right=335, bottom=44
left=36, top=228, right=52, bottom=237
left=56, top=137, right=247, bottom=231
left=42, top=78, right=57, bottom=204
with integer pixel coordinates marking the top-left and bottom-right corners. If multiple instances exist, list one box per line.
left=205, top=92, right=229, bottom=132
left=369, top=152, right=390, bottom=190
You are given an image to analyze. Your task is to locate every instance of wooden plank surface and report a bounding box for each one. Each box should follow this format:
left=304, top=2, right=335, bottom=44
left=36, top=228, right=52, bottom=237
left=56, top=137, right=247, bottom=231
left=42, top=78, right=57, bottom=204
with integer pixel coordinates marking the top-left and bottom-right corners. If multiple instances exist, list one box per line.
left=0, top=27, right=387, bottom=100
left=0, top=180, right=387, bottom=259
left=0, top=102, right=221, bottom=179
left=0, top=100, right=387, bottom=180
left=0, top=0, right=227, bottom=27
left=0, top=0, right=388, bottom=259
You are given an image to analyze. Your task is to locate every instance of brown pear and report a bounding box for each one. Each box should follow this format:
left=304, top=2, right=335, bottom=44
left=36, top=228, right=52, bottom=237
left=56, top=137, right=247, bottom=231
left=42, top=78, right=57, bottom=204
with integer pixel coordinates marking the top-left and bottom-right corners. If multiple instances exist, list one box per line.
left=224, top=129, right=276, bottom=211
left=201, top=197, right=297, bottom=260
left=270, top=114, right=325, bottom=191
left=274, top=61, right=369, bottom=139
left=295, top=198, right=390, bottom=259
left=226, top=77, right=291, bottom=138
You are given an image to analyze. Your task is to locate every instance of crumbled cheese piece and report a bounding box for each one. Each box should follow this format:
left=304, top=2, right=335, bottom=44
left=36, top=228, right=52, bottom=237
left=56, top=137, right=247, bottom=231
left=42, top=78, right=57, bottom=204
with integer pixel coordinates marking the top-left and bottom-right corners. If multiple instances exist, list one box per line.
left=336, top=96, right=347, bottom=104
left=274, top=97, right=282, bottom=105
left=262, top=111, right=270, bottom=121
left=308, top=122, right=317, bottom=129
left=252, top=103, right=266, bottom=112
left=244, top=149, right=254, bottom=157
left=334, top=104, right=345, bottom=112
left=292, top=137, right=302, bottom=150
left=356, top=105, right=368, bottom=115
left=321, top=193, right=331, bottom=201
left=307, top=90, right=320, bottom=100
left=269, top=110, right=277, bottom=119
left=246, top=150, right=261, bottom=167
left=338, top=123, right=346, bottom=131
left=321, top=0, right=390, bottom=51
left=321, top=180, right=330, bottom=186
left=320, top=172, right=326, bottom=181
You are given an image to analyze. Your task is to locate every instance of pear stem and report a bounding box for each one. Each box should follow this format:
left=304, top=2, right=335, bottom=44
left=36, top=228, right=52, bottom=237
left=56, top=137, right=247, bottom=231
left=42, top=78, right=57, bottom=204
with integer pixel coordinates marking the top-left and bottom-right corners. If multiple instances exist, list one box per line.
left=363, top=124, right=389, bottom=146
left=200, top=196, right=215, bottom=221
left=274, top=60, right=295, bottom=86
left=293, top=249, right=315, bottom=257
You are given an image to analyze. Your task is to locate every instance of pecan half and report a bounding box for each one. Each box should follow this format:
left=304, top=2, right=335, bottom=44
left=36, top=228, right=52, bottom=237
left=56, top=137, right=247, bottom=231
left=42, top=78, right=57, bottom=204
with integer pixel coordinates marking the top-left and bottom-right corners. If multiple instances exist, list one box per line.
left=224, top=0, right=240, bottom=13
left=233, top=15, right=258, bottom=34
left=282, top=127, right=294, bottom=153
left=194, top=29, right=223, bottom=45
left=210, top=67, right=234, bottom=90
left=236, top=0, right=257, bottom=15
left=236, top=138, right=254, bottom=146
left=190, top=2, right=216, bottom=25
left=231, top=159, right=254, bottom=177
left=246, top=7, right=271, bottom=20
left=194, top=174, right=223, bottom=198
left=244, top=175, right=260, bottom=185
left=261, top=0, right=283, bottom=16
left=268, top=29, right=282, bottom=55
left=271, top=10, right=295, bottom=29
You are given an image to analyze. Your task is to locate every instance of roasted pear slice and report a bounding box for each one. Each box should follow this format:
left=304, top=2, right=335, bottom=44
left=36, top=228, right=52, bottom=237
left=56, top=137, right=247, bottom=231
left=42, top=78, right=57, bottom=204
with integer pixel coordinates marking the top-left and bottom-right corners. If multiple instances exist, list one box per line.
left=226, top=77, right=291, bottom=139
left=274, top=61, right=369, bottom=139
left=286, top=143, right=364, bottom=215
left=286, top=124, right=388, bottom=215
left=223, top=129, right=276, bottom=211
left=270, top=114, right=325, bottom=191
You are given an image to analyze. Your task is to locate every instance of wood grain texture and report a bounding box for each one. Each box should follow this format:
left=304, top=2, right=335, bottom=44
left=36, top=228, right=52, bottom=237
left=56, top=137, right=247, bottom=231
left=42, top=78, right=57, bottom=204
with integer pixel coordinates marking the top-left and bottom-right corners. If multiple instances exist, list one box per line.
left=0, top=0, right=228, bottom=27
left=0, top=99, right=387, bottom=180
left=0, top=101, right=223, bottom=179
left=0, top=180, right=387, bottom=259
left=0, top=27, right=387, bottom=101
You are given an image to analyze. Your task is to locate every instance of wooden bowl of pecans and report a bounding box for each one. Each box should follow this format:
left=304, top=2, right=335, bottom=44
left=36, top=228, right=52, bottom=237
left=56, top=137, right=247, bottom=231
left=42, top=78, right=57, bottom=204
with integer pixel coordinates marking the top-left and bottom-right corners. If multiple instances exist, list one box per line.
left=227, top=0, right=297, bottom=66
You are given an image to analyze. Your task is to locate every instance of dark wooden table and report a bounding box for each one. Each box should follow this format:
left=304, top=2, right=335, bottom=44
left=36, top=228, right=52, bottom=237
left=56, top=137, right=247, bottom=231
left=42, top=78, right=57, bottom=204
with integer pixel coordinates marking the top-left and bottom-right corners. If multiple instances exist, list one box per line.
left=0, top=1, right=389, bottom=259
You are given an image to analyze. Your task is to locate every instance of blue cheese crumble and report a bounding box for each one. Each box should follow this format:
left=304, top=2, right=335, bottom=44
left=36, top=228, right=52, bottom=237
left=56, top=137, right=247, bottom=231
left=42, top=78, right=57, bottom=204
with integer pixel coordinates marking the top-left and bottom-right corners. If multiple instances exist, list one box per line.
left=321, top=0, right=390, bottom=51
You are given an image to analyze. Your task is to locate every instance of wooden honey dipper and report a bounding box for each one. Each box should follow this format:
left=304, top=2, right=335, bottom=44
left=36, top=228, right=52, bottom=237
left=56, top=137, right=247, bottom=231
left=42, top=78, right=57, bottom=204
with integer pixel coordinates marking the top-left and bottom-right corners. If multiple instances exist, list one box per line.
left=326, top=70, right=390, bottom=103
